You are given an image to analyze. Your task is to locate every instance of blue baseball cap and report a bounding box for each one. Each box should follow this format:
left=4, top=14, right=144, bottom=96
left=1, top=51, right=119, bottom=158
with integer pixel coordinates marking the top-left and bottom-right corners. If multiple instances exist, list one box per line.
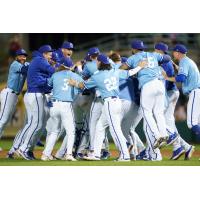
left=16, top=49, right=28, bottom=56
left=38, top=45, right=53, bottom=53
left=131, top=40, right=146, bottom=50
left=121, top=57, right=128, bottom=63
left=173, top=44, right=187, bottom=54
left=88, top=47, right=100, bottom=55
left=60, top=57, right=74, bottom=68
left=97, top=54, right=110, bottom=65
left=154, top=42, right=168, bottom=54
left=61, top=41, right=74, bottom=50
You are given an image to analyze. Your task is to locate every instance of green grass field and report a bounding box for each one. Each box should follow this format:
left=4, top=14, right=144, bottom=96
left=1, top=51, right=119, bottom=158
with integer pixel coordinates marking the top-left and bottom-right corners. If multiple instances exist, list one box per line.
left=0, top=140, right=200, bottom=166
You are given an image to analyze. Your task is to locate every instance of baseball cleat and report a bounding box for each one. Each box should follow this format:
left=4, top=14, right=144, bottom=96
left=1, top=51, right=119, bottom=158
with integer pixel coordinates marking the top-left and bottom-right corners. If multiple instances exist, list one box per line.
left=65, top=154, right=77, bottom=161
left=17, top=149, right=32, bottom=160
left=0, top=147, right=3, bottom=152
left=158, top=136, right=169, bottom=149
left=153, top=137, right=163, bottom=149
left=170, top=146, right=185, bottom=160
left=27, top=151, right=36, bottom=160
left=83, top=155, right=100, bottom=161
left=76, top=153, right=84, bottom=160
left=185, top=145, right=195, bottom=160
left=41, top=154, right=55, bottom=161
left=115, top=158, right=130, bottom=162
left=6, top=152, right=14, bottom=159
left=167, top=133, right=178, bottom=146
left=101, top=151, right=111, bottom=160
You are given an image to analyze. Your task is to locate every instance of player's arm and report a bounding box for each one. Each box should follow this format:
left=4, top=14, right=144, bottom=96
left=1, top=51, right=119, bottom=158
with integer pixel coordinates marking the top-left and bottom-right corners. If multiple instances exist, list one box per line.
left=128, top=60, right=147, bottom=76
left=119, top=63, right=129, bottom=70
left=162, top=70, right=187, bottom=83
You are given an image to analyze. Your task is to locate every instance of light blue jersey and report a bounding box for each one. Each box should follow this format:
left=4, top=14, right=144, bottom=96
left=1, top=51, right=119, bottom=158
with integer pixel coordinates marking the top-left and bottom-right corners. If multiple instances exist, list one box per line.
left=84, top=68, right=129, bottom=99
left=7, top=60, right=29, bottom=94
left=126, top=51, right=164, bottom=89
left=48, top=70, right=83, bottom=102
left=82, top=60, right=98, bottom=78
left=178, top=56, right=200, bottom=94
left=112, top=62, right=138, bottom=102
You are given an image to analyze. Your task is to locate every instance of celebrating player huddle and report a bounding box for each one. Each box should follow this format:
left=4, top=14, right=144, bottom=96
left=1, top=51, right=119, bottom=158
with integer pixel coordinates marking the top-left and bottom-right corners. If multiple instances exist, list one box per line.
left=1, top=39, right=199, bottom=162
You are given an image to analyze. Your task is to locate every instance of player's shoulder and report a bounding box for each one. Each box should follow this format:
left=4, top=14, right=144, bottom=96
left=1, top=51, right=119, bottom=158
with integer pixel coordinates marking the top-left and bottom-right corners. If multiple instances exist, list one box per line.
left=10, top=60, right=22, bottom=69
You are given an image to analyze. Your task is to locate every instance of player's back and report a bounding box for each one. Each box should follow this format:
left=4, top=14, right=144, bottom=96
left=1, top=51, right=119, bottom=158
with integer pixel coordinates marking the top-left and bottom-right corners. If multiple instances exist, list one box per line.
left=50, top=70, right=82, bottom=102
left=127, top=51, right=162, bottom=88
left=90, top=68, right=128, bottom=99
left=82, top=60, right=98, bottom=78
left=180, top=57, right=200, bottom=94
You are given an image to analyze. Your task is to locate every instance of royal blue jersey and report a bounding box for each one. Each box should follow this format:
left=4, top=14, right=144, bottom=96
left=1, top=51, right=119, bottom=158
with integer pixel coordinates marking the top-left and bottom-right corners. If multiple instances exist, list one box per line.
left=27, top=55, right=55, bottom=93
left=161, top=61, right=177, bottom=91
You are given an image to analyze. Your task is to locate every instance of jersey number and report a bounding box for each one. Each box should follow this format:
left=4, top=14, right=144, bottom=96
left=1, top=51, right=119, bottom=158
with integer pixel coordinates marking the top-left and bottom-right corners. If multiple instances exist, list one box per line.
left=104, top=77, right=117, bottom=91
left=62, top=79, right=69, bottom=91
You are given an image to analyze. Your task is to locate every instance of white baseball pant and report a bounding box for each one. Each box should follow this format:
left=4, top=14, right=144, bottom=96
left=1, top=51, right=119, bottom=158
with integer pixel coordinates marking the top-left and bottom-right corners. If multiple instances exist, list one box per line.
left=43, top=101, right=75, bottom=157
left=0, top=88, right=18, bottom=138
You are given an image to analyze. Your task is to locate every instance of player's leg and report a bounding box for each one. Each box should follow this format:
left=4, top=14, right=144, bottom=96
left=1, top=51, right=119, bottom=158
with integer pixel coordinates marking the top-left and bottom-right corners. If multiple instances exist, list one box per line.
left=187, top=89, right=200, bottom=133
left=89, top=97, right=103, bottom=152
left=0, top=88, right=18, bottom=138
left=143, top=121, right=162, bottom=161
left=153, top=81, right=168, bottom=140
left=42, top=103, right=61, bottom=160
left=104, top=98, right=130, bottom=161
left=141, top=80, right=164, bottom=148
left=61, top=103, right=76, bottom=161
left=18, top=93, right=45, bottom=158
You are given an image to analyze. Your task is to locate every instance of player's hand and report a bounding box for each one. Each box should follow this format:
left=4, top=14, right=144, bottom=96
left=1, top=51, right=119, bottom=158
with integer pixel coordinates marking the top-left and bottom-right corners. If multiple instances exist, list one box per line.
left=68, top=79, right=77, bottom=86
left=162, top=70, right=168, bottom=79
left=138, top=60, right=148, bottom=68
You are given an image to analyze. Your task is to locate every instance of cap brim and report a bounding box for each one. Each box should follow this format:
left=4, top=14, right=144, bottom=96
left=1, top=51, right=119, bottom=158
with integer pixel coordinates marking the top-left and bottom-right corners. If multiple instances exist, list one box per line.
left=16, top=53, right=28, bottom=56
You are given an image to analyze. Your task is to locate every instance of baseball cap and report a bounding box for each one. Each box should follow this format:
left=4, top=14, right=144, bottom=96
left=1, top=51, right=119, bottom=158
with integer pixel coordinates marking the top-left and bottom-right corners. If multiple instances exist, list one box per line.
left=16, top=49, right=28, bottom=56
left=173, top=44, right=187, bottom=54
left=84, top=53, right=91, bottom=62
left=121, top=57, right=128, bottom=63
left=61, top=41, right=74, bottom=49
left=97, top=54, right=110, bottom=65
left=38, top=45, right=53, bottom=53
left=131, top=40, right=146, bottom=50
left=154, top=42, right=168, bottom=54
left=60, top=57, right=74, bottom=68
left=88, top=47, right=100, bottom=55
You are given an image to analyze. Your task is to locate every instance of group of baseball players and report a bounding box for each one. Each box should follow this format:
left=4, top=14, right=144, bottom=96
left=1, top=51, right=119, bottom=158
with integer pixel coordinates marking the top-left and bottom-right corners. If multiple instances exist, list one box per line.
left=0, top=39, right=199, bottom=161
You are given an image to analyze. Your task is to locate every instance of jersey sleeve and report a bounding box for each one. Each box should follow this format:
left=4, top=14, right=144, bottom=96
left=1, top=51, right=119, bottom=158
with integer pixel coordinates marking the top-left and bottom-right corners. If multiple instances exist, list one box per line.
left=178, top=61, right=189, bottom=76
left=118, top=69, right=129, bottom=80
left=84, top=77, right=96, bottom=89
left=126, top=57, right=134, bottom=69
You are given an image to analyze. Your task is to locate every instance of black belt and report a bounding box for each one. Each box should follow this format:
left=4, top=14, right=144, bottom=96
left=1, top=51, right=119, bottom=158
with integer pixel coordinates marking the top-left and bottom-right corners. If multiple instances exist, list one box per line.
left=103, top=96, right=117, bottom=101
left=52, top=99, right=71, bottom=103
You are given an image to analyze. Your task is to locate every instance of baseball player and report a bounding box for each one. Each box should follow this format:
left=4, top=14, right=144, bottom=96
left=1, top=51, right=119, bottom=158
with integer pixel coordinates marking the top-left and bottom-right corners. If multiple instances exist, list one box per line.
left=0, top=49, right=29, bottom=140
left=56, top=41, right=74, bottom=59
left=155, top=42, right=194, bottom=160
left=41, top=57, right=82, bottom=161
left=68, top=54, right=147, bottom=161
left=120, top=40, right=173, bottom=160
left=163, top=44, right=199, bottom=155
left=16, top=45, right=56, bottom=160
left=7, top=50, right=59, bottom=158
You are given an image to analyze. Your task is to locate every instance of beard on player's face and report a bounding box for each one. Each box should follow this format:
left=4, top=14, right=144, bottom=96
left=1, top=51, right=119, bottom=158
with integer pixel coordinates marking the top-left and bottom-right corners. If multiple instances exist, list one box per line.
left=16, top=55, right=26, bottom=64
